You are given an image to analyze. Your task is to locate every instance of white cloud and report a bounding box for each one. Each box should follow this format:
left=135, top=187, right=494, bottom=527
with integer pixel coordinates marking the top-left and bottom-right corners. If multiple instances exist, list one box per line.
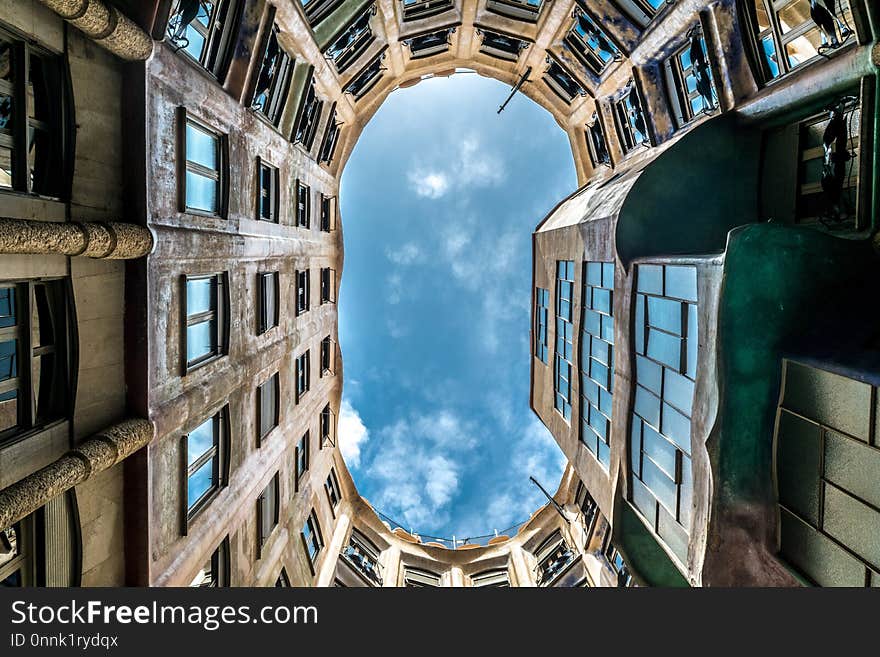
left=408, top=170, right=450, bottom=199
left=406, top=134, right=506, bottom=202
left=386, top=272, right=403, bottom=305
left=338, top=399, right=370, bottom=469
left=385, top=242, right=423, bottom=266
left=386, top=318, right=409, bottom=339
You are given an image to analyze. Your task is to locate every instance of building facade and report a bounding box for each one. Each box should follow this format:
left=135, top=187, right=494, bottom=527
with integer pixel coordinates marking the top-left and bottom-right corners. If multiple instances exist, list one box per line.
left=0, top=0, right=877, bottom=587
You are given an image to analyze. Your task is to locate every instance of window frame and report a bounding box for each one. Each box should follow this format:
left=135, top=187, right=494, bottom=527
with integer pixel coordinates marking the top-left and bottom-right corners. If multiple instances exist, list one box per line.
left=293, top=76, right=324, bottom=152
left=485, top=0, right=545, bottom=23
left=553, top=261, right=575, bottom=422
left=400, top=0, right=455, bottom=22
left=189, top=537, right=230, bottom=587
left=301, top=508, right=324, bottom=572
left=256, top=157, right=280, bottom=223
left=534, top=287, right=549, bottom=364
left=0, top=516, right=35, bottom=587
left=251, top=23, right=294, bottom=127
left=296, top=179, right=311, bottom=228
left=296, top=269, right=311, bottom=316
left=612, top=80, right=652, bottom=154
left=320, top=403, right=336, bottom=448
left=586, top=110, right=612, bottom=167
left=178, top=108, right=228, bottom=218
left=320, top=335, right=335, bottom=377
left=403, top=566, right=441, bottom=587
left=182, top=272, right=228, bottom=374
left=256, top=473, right=280, bottom=559
left=165, top=0, right=242, bottom=81
left=325, top=467, right=342, bottom=509
left=663, top=29, right=718, bottom=128
left=534, top=530, right=576, bottom=586
left=181, top=405, right=230, bottom=532
left=318, top=104, right=342, bottom=165
left=257, top=271, right=280, bottom=335
left=320, top=267, right=336, bottom=304
left=256, top=371, right=280, bottom=444
left=319, top=194, right=337, bottom=232
left=564, top=5, right=623, bottom=78
left=295, top=349, right=310, bottom=403
left=295, top=431, right=310, bottom=488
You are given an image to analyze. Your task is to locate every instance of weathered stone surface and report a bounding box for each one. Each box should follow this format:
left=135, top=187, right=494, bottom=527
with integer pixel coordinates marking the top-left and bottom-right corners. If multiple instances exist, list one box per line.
left=0, top=217, right=153, bottom=259
left=38, top=0, right=153, bottom=61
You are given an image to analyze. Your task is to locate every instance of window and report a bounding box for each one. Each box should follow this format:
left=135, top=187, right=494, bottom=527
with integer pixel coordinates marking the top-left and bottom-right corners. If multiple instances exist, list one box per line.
left=296, top=180, right=310, bottom=228
left=257, top=272, right=279, bottom=335
left=342, top=530, right=382, bottom=585
left=296, top=269, right=310, bottom=316
left=299, top=0, right=341, bottom=25
left=614, top=0, right=669, bottom=29
left=189, top=538, right=229, bottom=587
left=345, top=55, right=384, bottom=100
left=320, top=404, right=335, bottom=447
left=405, top=29, right=453, bottom=59
left=301, top=509, right=324, bottom=569
left=477, top=29, right=529, bottom=62
left=400, top=0, right=454, bottom=21
left=257, top=372, right=279, bottom=442
left=554, top=261, right=575, bottom=421
left=486, top=0, right=544, bottom=22
left=183, top=273, right=227, bottom=372
left=320, top=336, right=335, bottom=376
left=295, top=350, right=310, bottom=402
left=604, top=538, right=633, bottom=586
left=166, top=0, right=240, bottom=79
left=295, top=431, right=309, bottom=485
left=403, top=567, right=441, bottom=587
left=543, top=58, right=586, bottom=103
left=0, top=280, right=68, bottom=444
left=275, top=568, right=291, bottom=586
left=665, top=28, right=717, bottom=127
left=630, top=263, right=698, bottom=564
left=256, top=474, right=280, bottom=557
left=320, top=195, right=336, bottom=232
left=252, top=24, right=293, bottom=126
left=325, top=10, right=374, bottom=73
left=293, top=78, right=324, bottom=152
left=580, top=261, right=615, bottom=469
left=472, top=568, right=510, bottom=587
left=257, top=159, right=279, bottom=223
left=586, top=112, right=611, bottom=167
left=535, top=531, right=575, bottom=586
left=318, top=105, right=341, bottom=165
left=0, top=518, right=32, bottom=586
left=743, top=0, right=854, bottom=82
left=320, top=268, right=336, bottom=304
left=0, top=32, right=66, bottom=197
left=534, top=287, right=549, bottom=363
left=613, top=81, right=650, bottom=153
left=325, top=468, right=342, bottom=508
left=564, top=7, right=622, bottom=77
left=180, top=112, right=226, bottom=216
left=796, top=95, right=861, bottom=229
left=575, top=481, right=600, bottom=533
left=183, top=408, right=228, bottom=522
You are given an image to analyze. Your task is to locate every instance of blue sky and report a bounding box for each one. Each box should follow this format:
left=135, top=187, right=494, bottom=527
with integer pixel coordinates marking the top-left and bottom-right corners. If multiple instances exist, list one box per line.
left=337, top=72, right=577, bottom=540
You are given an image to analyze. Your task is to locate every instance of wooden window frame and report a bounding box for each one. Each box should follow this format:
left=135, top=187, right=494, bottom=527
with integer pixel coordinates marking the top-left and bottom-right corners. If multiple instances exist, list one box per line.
left=295, top=431, right=310, bottom=489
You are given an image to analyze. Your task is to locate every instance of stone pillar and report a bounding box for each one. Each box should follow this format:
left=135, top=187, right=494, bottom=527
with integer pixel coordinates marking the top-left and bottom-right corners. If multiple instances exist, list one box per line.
left=0, top=418, right=154, bottom=531
left=316, top=510, right=352, bottom=587
left=0, top=218, right=153, bottom=259
left=509, top=544, right=535, bottom=587
left=37, top=0, right=154, bottom=61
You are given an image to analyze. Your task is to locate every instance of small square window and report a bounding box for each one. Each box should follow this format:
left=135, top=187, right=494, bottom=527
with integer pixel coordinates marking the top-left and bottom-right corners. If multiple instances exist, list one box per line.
left=181, top=112, right=226, bottom=216
left=257, top=159, right=279, bottom=223
left=257, top=372, right=280, bottom=443
left=295, top=350, right=310, bottom=402
left=258, top=272, right=279, bottom=334
left=257, top=473, right=280, bottom=558
left=184, top=273, right=227, bottom=372
left=296, top=180, right=311, bottom=228
left=296, top=269, right=310, bottom=316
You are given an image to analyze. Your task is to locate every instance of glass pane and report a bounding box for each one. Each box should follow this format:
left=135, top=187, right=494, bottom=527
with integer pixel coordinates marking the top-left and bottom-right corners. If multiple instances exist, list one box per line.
left=777, top=0, right=811, bottom=34
left=33, top=353, right=55, bottom=420
left=0, top=288, right=15, bottom=328
left=28, top=125, right=50, bottom=194
left=785, top=29, right=821, bottom=69
left=0, top=146, right=12, bottom=188
left=664, top=266, right=697, bottom=301
left=32, top=284, right=54, bottom=349
left=0, top=339, right=16, bottom=381
left=186, top=123, right=218, bottom=170
left=186, top=319, right=216, bottom=363
left=647, top=296, right=682, bottom=335
left=185, top=171, right=218, bottom=213
left=0, top=524, right=20, bottom=568
left=187, top=458, right=214, bottom=508
left=186, top=277, right=214, bottom=316
left=753, top=0, right=771, bottom=30
left=761, top=35, right=780, bottom=78
left=182, top=23, right=207, bottom=61
left=189, top=556, right=214, bottom=587
left=187, top=416, right=215, bottom=465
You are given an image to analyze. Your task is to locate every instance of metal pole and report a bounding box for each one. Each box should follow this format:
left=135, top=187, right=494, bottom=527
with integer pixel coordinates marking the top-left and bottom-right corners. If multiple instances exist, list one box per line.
left=529, top=476, right=568, bottom=522
left=498, top=66, right=532, bottom=114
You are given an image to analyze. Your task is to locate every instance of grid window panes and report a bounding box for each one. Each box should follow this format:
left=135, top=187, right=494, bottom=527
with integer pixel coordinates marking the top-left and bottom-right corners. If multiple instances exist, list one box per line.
left=604, top=537, right=634, bottom=586
left=166, top=0, right=239, bottom=79
left=295, top=431, right=309, bottom=483
left=189, top=539, right=229, bottom=587
left=472, top=568, right=510, bottom=587
left=257, top=372, right=279, bottom=441
left=745, top=0, right=854, bottom=82
left=535, top=531, right=575, bottom=586
left=185, top=409, right=226, bottom=518
left=554, top=261, right=575, bottom=420
left=401, top=0, right=454, bottom=22
left=403, top=567, right=440, bottom=586
left=614, top=0, right=668, bottom=29
left=294, top=79, right=324, bottom=151
left=258, top=272, right=279, bottom=335
left=535, top=287, right=549, bottom=363
left=630, top=263, right=698, bottom=564
left=580, top=261, right=615, bottom=469
left=184, top=274, right=226, bottom=371
left=0, top=32, right=65, bottom=197
left=325, top=468, right=342, bottom=508
left=296, top=269, right=310, bottom=315
left=252, top=25, right=293, bottom=126
left=296, top=180, right=310, bottom=228
left=321, top=268, right=336, bottom=304
left=564, top=8, right=621, bottom=77
left=257, top=159, right=279, bottom=222
left=257, top=474, right=279, bottom=554
left=575, top=481, right=600, bottom=531
left=302, top=509, right=324, bottom=566
left=183, top=116, right=224, bottom=215
left=325, top=11, right=374, bottom=73
left=613, top=82, right=650, bottom=153
left=666, top=32, right=717, bottom=126
left=295, top=350, right=310, bottom=402
left=0, top=280, right=68, bottom=445
left=543, top=59, right=585, bottom=103
left=342, top=530, right=382, bottom=585
left=485, top=0, right=543, bottom=22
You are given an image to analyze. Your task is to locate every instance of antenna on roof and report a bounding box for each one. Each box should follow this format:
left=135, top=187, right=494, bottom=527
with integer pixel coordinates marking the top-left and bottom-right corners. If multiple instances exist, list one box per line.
left=498, top=66, right=532, bottom=114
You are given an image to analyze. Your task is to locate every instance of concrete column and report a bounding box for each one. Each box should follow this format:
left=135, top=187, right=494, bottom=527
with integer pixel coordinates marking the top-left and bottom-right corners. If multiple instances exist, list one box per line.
left=509, top=543, right=535, bottom=587
left=381, top=545, right=401, bottom=587
left=37, top=0, right=153, bottom=61
left=449, top=565, right=466, bottom=587
left=0, top=418, right=154, bottom=531
left=0, top=218, right=153, bottom=259
left=316, top=511, right=352, bottom=587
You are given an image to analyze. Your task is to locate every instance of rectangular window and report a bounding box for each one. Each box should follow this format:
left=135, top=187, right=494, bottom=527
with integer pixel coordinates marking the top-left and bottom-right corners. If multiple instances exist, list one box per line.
left=325, top=12, right=374, bottom=74
left=575, top=481, right=600, bottom=533
left=543, top=59, right=585, bottom=104
left=613, top=82, right=650, bottom=153
left=320, top=195, right=336, bottom=232
left=320, top=336, right=335, bottom=376
left=295, top=350, right=310, bottom=403
left=665, top=30, right=717, bottom=127
left=478, top=29, right=529, bottom=62
left=472, top=568, right=510, bottom=587
left=405, top=29, right=453, bottom=59
left=743, top=0, right=855, bottom=83
left=252, top=24, right=293, bottom=126
left=257, top=159, right=279, bottom=223
left=320, top=403, right=335, bottom=447
left=342, top=529, right=383, bottom=585
left=318, top=105, right=342, bottom=165
left=535, top=531, right=575, bottom=586
left=257, top=372, right=280, bottom=442
left=276, top=568, right=291, bottom=586
left=614, top=0, right=667, bottom=29
left=295, top=431, right=309, bottom=485
left=256, top=473, right=280, bottom=557
left=296, top=269, right=310, bottom=316
left=301, top=509, right=324, bottom=568
left=485, top=0, right=544, bottom=22
left=554, top=261, right=575, bottom=421
left=189, top=538, right=229, bottom=587
left=320, top=268, right=336, bottom=304
left=0, top=32, right=66, bottom=198
left=603, top=537, right=633, bottom=586
left=580, top=261, right=615, bottom=469
left=296, top=180, right=311, bottom=228
left=183, top=407, right=228, bottom=522
left=325, top=468, right=342, bottom=508
left=183, top=273, right=227, bottom=372
left=345, top=55, right=384, bottom=100
left=258, top=271, right=279, bottom=335
left=166, top=0, right=240, bottom=79
left=586, top=112, right=611, bottom=167
left=564, top=8, right=621, bottom=77
left=300, top=0, right=342, bottom=25
left=403, top=567, right=441, bottom=587
left=630, top=263, right=698, bottom=564
left=400, top=0, right=454, bottom=22
left=0, top=517, right=33, bottom=586
left=181, top=112, right=226, bottom=216
left=535, top=287, right=549, bottom=363
left=293, top=78, right=324, bottom=151
left=0, top=280, right=68, bottom=445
